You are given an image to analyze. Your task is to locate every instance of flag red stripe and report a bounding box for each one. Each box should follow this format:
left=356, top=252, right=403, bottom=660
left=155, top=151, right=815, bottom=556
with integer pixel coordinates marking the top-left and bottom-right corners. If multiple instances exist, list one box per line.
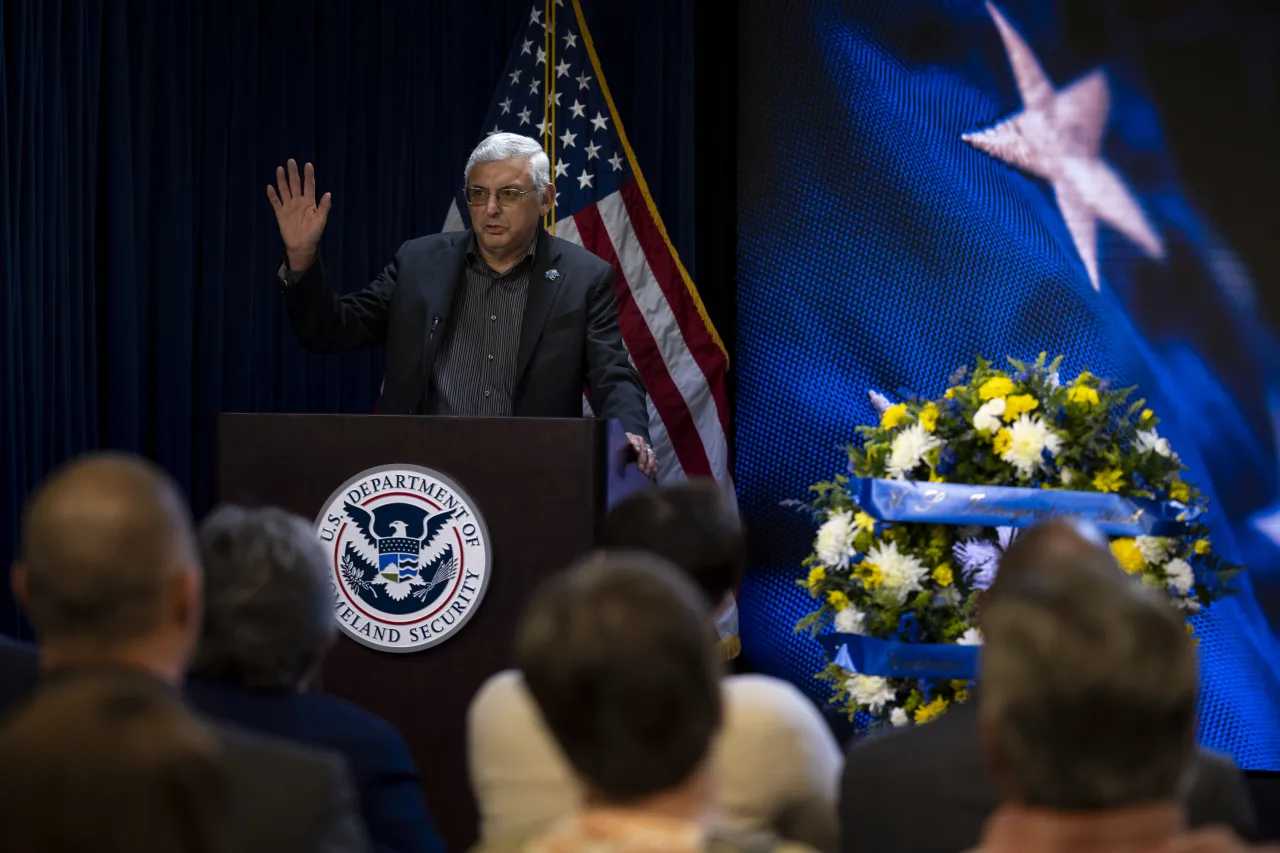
left=574, top=204, right=714, bottom=478
left=619, top=181, right=732, bottom=441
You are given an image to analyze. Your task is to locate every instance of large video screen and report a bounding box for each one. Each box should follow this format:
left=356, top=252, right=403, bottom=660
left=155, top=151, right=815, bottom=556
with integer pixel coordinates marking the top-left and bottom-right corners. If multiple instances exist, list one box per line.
left=736, top=0, right=1280, bottom=767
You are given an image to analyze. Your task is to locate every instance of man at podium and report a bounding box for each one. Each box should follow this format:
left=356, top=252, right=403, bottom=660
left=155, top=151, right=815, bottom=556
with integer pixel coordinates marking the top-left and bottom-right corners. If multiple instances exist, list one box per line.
left=266, top=132, right=656, bottom=477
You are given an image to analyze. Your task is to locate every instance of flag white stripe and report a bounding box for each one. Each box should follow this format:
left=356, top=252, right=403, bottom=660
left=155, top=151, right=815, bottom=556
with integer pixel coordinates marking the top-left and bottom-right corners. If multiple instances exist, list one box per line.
left=595, top=191, right=731, bottom=486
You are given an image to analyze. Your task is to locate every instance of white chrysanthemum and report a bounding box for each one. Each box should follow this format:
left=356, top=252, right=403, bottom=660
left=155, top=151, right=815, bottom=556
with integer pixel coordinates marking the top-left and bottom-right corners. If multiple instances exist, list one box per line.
left=815, top=511, right=856, bottom=568
left=1165, top=558, right=1195, bottom=595
left=972, top=398, right=1006, bottom=433
left=1136, top=429, right=1173, bottom=459
left=1001, top=414, right=1062, bottom=477
left=846, top=674, right=897, bottom=713
left=1176, top=597, right=1202, bottom=614
left=886, top=423, right=943, bottom=480
left=890, top=708, right=910, bottom=727
left=834, top=606, right=867, bottom=635
left=957, top=627, right=984, bottom=646
left=866, top=540, right=929, bottom=603
left=1136, top=536, right=1176, bottom=565
left=1060, top=468, right=1074, bottom=486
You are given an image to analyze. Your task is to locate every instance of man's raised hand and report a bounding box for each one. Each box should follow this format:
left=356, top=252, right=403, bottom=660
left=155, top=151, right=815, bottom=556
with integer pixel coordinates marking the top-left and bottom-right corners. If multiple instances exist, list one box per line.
left=267, top=159, right=331, bottom=272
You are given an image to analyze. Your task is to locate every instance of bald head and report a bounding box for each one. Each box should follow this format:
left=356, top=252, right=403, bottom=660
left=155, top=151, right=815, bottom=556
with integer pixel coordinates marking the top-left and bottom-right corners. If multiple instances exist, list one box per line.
left=17, top=453, right=199, bottom=645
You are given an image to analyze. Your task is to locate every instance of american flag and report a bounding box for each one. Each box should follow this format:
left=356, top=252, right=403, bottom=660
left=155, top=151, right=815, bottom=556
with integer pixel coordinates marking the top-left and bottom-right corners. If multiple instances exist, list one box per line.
left=442, top=0, right=738, bottom=642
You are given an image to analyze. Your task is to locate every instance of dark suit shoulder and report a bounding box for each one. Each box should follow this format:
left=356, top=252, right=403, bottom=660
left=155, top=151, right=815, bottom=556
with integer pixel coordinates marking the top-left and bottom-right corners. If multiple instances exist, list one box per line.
left=291, top=691, right=413, bottom=759
left=547, top=233, right=612, bottom=277
left=217, top=719, right=351, bottom=780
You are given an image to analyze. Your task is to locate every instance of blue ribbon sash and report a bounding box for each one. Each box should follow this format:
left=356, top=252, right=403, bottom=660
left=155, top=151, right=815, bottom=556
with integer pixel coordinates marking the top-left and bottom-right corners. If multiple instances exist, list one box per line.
left=821, top=633, right=979, bottom=680
left=848, top=476, right=1198, bottom=537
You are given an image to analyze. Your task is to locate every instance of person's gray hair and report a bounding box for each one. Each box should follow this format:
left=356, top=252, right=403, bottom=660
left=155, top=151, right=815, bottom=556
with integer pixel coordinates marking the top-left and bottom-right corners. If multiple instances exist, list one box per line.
left=980, top=553, right=1197, bottom=811
left=192, top=506, right=335, bottom=689
left=463, top=132, right=551, bottom=201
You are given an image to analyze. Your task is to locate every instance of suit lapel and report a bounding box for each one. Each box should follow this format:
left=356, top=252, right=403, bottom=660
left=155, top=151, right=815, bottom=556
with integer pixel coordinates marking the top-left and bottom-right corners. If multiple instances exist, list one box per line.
left=514, top=229, right=564, bottom=386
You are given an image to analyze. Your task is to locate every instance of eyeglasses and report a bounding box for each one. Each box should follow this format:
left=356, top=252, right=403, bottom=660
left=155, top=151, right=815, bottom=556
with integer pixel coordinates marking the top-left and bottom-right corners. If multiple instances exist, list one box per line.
left=465, top=186, right=533, bottom=207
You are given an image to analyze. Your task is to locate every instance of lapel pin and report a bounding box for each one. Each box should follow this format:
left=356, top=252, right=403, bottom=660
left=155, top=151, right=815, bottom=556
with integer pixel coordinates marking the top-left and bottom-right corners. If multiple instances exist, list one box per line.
left=546, top=269, right=561, bottom=280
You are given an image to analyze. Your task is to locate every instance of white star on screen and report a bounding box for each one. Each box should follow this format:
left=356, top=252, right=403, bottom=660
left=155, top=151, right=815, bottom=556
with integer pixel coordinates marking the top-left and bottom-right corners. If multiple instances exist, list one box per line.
left=535, top=46, right=546, bottom=65
left=488, top=125, right=501, bottom=135
left=509, top=68, right=522, bottom=85
left=569, top=99, right=586, bottom=119
left=560, top=129, right=578, bottom=148
left=962, top=1, right=1164, bottom=291
left=554, top=161, right=569, bottom=178
left=517, top=106, right=532, bottom=125
left=499, top=97, right=512, bottom=115
left=590, top=112, right=609, bottom=132
left=556, top=59, right=571, bottom=78
left=536, top=116, right=550, bottom=135
left=529, top=78, right=541, bottom=95
left=563, top=30, right=578, bottom=49
left=576, top=71, right=593, bottom=91
left=520, top=39, right=532, bottom=56
left=550, top=91, right=563, bottom=107
left=585, top=141, right=601, bottom=161
left=608, top=152, right=624, bottom=171
left=577, top=169, right=594, bottom=189
left=530, top=8, right=542, bottom=26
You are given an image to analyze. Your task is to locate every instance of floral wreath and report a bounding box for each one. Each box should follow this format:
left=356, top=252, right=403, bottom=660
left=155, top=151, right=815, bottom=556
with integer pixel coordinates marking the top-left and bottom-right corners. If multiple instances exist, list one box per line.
left=794, top=354, right=1242, bottom=728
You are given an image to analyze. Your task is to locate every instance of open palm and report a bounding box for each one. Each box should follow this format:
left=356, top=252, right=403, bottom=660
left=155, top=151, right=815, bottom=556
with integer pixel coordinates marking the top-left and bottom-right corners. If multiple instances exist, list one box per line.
left=267, top=159, right=331, bottom=270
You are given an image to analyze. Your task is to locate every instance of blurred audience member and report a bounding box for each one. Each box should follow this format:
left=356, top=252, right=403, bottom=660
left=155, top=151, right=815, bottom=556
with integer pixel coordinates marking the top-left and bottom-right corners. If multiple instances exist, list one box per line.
left=0, top=635, right=37, bottom=719
left=839, top=521, right=1255, bottom=853
left=474, top=550, right=812, bottom=853
left=0, top=673, right=230, bottom=853
left=469, top=482, right=841, bottom=851
left=3, top=452, right=370, bottom=853
left=188, top=505, right=444, bottom=853
left=976, top=550, right=1239, bottom=853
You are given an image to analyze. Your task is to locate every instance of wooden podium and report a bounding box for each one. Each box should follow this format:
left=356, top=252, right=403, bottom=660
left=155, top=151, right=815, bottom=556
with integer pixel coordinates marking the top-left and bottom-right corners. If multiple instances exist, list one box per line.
left=215, top=413, right=649, bottom=852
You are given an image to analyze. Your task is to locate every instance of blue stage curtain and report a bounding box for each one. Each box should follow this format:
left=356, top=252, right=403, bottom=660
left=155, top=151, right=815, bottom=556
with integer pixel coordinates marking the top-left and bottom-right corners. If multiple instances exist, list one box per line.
left=0, top=0, right=695, bottom=637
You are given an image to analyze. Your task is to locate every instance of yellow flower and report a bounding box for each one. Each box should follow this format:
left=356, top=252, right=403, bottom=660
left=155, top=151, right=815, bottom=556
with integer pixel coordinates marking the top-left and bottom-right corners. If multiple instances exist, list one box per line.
left=950, top=679, right=970, bottom=691
left=880, top=403, right=909, bottom=430
left=944, top=386, right=965, bottom=399
left=806, top=565, right=826, bottom=592
left=914, top=696, right=949, bottom=724
left=993, top=428, right=1013, bottom=455
left=978, top=377, right=1015, bottom=400
left=932, top=564, right=954, bottom=587
left=1141, top=409, right=1155, bottom=423
left=1068, top=386, right=1100, bottom=406
left=1194, top=539, right=1212, bottom=556
left=1186, top=623, right=1195, bottom=638
left=954, top=689, right=970, bottom=703
left=856, top=562, right=883, bottom=591
left=1110, top=538, right=1146, bottom=574
left=1073, top=371, right=1094, bottom=386
left=919, top=402, right=941, bottom=432
left=1093, top=469, right=1125, bottom=494
left=853, top=512, right=877, bottom=533
left=1169, top=481, right=1191, bottom=503
left=928, top=471, right=945, bottom=483
left=1002, top=394, right=1039, bottom=422
left=827, top=590, right=851, bottom=611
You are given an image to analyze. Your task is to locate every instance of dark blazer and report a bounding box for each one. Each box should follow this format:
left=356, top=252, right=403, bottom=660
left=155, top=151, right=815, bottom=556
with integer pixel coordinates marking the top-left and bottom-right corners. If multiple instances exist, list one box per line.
left=187, top=678, right=444, bottom=853
left=0, top=665, right=369, bottom=853
left=282, top=229, right=650, bottom=439
left=840, top=700, right=1256, bottom=853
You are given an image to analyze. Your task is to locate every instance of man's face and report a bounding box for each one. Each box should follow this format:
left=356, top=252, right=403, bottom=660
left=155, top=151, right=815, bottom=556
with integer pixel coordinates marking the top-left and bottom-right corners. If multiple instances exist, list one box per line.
left=467, top=158, right=553, bottom=256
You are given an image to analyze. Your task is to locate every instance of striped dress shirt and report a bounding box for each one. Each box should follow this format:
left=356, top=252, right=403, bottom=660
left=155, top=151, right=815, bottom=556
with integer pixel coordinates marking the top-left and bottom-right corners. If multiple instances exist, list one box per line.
left=422, top=234, right=537, bottom=417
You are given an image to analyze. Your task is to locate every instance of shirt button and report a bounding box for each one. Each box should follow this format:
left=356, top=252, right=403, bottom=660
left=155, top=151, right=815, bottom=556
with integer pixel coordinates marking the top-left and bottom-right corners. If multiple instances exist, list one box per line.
left=487, top=354, right=494, bottom=361
left=490, top=314, right=497, bottom=321
left=484, top=390, right=491, bottom=398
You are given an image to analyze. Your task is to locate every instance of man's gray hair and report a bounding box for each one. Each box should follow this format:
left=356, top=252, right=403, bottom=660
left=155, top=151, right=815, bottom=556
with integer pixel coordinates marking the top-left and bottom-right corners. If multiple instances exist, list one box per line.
left=192, top=506, right=335, bottom=689
left=980, top=552, right=1198, bottom=811
left=464, top=132, right=551, bottom=201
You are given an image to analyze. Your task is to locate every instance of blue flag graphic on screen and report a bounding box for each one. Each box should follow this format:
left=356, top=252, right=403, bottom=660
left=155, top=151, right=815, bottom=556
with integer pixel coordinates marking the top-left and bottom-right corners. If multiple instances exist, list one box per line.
left=736, top=0, right=1280, bottom=768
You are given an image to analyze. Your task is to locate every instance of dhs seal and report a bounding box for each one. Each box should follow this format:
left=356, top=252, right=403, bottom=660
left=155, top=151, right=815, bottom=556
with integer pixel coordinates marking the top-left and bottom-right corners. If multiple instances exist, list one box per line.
left=314, top=464, right=491, bottom=653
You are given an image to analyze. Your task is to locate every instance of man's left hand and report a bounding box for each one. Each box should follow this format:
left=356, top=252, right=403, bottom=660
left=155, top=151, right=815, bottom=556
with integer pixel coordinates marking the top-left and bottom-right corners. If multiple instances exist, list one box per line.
left=626, top=433, right=658, bottom=479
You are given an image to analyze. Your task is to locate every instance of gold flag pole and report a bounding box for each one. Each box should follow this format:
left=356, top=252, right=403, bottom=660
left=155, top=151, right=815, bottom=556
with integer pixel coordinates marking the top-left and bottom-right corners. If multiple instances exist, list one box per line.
left=545, top=0, right=556, bottom=234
